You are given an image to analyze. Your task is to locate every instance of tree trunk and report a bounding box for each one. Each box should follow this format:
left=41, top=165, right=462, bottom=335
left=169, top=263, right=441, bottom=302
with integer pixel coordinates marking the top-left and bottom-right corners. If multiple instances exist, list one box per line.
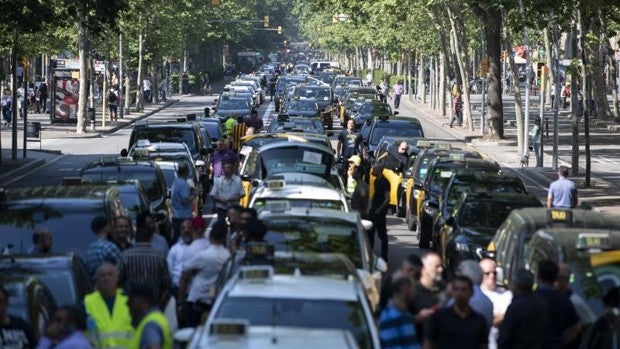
left=578, top=9, right=591, bottom=186
left=502, top=13, right=525, bottom=155
left=419, top=54, right=427, bottom=103
left=447, top=7, right=473, bottom=130
left=428, top=7, right=451, bottom=117
left=439, top=51, right=447, bottom=116
left=570, top=15, right=580, bottom=176
left=483, top=12, right=504, bottom=138
left=76, top=20, right=88, bottom=134
left=610, top=53, right=619, bottom=119
left=544, top=27, right=555, bottom=107
left=586, top=13, right=610, bottom=119
left=135, top=33, right=143, bottom=111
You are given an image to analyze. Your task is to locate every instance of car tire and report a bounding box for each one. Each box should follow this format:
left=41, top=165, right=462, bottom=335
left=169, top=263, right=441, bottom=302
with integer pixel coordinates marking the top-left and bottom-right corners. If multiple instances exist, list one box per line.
left=417, top=217, right=431, bottom=249
left=406, top=207, right=416, bottom=231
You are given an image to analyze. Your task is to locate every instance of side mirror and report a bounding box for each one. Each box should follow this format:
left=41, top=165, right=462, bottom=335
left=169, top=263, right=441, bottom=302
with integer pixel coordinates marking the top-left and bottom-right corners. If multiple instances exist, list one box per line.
left=120, top=149, right=129, bottom=157
left=403, top=169, right=413, bottom=178
left=173, top=328, right=196, bottom=346
left=445, top=216, right=455, bottom=226
left=251, top=179, right=261, bottom=187
left=413, top=182, right=423, bottom=190
left=153, top=212, right=167, bottom=223
left=375, top=257, right=388, bottom=273
left=361, top=219, right=374, bottom=231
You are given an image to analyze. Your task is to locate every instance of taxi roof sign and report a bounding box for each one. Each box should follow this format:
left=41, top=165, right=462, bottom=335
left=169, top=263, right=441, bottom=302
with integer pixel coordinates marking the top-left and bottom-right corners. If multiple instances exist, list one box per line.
left=448, top=153, right=465, bottom=161
left=547, top=209, right=573, bottom=225
left=245, top=242, right=275, bottom=259
left=209, top=319, right=249, bottom=337
left=576, top=232, right=611, bottom=252
left=416, top=140, right=433, bottom=148
left=433, top=142, right=452, bottom=151
left=263, top=200, right=290, bottom=213
left=266, top=179, right=286, bottom=190
left=238, top=266, right=274, bottom=280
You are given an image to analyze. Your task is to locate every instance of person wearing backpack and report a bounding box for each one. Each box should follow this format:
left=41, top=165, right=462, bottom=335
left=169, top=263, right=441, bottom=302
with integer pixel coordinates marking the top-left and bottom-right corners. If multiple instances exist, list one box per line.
left=108, top=86, right=119, bottom=123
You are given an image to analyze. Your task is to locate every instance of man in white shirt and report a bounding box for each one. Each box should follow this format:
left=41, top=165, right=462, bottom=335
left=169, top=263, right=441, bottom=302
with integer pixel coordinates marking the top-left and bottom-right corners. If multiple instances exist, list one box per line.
left=143, top=77, right=152, bottom=103
left=177, top=220, right=230, bottom=326
left=167, top=220, right=192, bottom=294
left=479, top=258, right=513, bottom=349
left=209, top=159, right=245, bottom=219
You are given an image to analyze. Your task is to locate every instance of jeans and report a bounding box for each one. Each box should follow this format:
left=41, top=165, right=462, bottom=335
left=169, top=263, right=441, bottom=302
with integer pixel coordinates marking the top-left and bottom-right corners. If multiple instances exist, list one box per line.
left=533, top=142, right=542, bottom=167
left=449, top=111, right=462, bottom=127
left=367, top=212, right=388, bottom=262
left=394, top=94, right=401, bottom=109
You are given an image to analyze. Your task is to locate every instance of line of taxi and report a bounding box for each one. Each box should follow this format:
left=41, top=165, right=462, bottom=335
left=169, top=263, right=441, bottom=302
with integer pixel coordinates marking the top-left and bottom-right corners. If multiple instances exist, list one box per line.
left=168, top=67, right=389, bottom=348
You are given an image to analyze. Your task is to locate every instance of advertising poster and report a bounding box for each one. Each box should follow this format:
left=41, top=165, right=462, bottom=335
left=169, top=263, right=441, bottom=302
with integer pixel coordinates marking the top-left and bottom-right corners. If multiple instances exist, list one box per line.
left=53, top=77, right=79, bottom=122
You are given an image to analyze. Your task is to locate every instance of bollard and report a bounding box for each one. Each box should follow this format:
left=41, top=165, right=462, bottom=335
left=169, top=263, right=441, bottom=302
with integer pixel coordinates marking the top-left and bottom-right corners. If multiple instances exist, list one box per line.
left=87, top=107, right=96, bottom=131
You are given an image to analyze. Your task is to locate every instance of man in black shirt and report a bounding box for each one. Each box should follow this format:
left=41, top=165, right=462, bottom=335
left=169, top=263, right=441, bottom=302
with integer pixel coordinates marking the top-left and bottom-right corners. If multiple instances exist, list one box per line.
left=534, top=260, right=581, bottom=349
left=367, top=162, right=390, bottom=262
left=425, top=276, right=488, bottom=349
left=337, top=119, right=364, bottom=160
left=0, top=284, right=35, bottom=348
left=498, top=269, right=547, bottom=349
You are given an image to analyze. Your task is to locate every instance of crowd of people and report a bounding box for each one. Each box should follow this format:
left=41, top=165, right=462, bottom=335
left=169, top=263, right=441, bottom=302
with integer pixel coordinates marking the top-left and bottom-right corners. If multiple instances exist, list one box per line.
left=377, top=252, right=612, bottom=349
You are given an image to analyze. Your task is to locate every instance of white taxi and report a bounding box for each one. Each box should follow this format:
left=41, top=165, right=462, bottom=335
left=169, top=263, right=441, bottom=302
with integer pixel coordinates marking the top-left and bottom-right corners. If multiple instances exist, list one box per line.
left=249, top=173, right=350, bottom=212
left=202, top=266, right=379, bottom=349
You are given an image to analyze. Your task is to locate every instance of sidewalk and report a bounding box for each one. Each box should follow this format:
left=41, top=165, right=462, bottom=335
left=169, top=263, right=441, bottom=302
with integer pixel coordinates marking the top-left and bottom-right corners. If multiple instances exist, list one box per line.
left=399, top=94, right=620, bottom=214
left=0, top=79, right=230, bottom=182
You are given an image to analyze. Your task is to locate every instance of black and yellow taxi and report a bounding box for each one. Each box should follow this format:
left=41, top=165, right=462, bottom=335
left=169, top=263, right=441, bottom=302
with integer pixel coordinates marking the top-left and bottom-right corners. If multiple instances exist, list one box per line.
left=238, top=141, right=335, bottom=207
left=404, top=144, right=478, bottom=228
left=290, top=84, right=336, bottom=129
left=523, top=227, right=620, bottom=318
left=369, top=136, right=425, bottom=217
left=267, top=114, right=325, bottom=134
left=416, top=155, right=500, bottom=248
left=435, top=191, right=541, bottom=273
left=281, top=97, right=321, bottom=119
left=486, top=208, right=620, bottom=287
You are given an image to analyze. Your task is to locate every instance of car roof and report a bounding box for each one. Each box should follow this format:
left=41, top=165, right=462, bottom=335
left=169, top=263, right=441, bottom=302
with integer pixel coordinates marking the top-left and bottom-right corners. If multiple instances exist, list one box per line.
left=257, top=140, right=334, bottom=155
left=4, top=184, right=118, bottom=200
left=258, top=207, right=360, bottom=224
left=506, top=208, right=620, bottom=230
left=227, top=274, right=360, bottom=301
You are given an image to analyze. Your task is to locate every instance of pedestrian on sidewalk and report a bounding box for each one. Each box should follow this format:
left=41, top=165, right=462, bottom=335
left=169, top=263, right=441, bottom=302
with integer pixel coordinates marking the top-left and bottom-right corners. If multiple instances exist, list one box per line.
left=449, top=92, right=463, bottom=128
left=1, top=90, right=12, bottom=127
left=393, top=80, right=404, bottom=109
left=39, top=79, right=48, bottom=113
left=143, top=77, right=152, bottom=103
left=160, top=76, right=168, bottom=102
left=547, top=165, right=578, bottom=209
left=108, top=86, right=119, bottom=123
left=529, top=117, right=542, bottom=167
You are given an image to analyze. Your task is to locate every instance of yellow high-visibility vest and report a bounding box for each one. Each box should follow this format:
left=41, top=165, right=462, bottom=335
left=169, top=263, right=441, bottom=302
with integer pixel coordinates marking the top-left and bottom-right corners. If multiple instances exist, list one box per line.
left=84, top=289, right=134, bottom=348
left=129, top=310, right=172, bottom=349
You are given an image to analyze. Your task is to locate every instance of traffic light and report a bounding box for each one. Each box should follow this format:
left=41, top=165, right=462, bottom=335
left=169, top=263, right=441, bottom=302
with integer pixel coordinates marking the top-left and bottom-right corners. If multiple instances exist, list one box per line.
left=277, top=26, right=282, bottom=34
left=264, top=16, right=269, bottom=28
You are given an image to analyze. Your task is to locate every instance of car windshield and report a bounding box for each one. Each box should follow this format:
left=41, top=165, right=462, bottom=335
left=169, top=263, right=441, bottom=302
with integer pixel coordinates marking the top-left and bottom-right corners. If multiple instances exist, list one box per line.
left=254, top=199, right=344, bottom=211
left=0, top=204, right=102, bottom=257
left=459, top=201, right=523, bottom=230
left=264, top=218, right=361, bottom=267
left=202, top=123, right=221, bottom=140
left=134, top=129, right=197, bottom=155
left=259, top=147, right=331, bottom=177
left=218, top=99, right=250, bottom=109
left=216, top=297, right=372, bottom=349
left=118, top=190, right=147, bottom=220
left=360, top=103, right=391, bottom=114
left=294, top=88, right=331, bottom=101
left=448, top=181, right=527, bottom=207
left=371, top=125, right=423, bottom=146
left=81, top=169, right=163, bottom=203
left=287, top=100, right=317, bottom=112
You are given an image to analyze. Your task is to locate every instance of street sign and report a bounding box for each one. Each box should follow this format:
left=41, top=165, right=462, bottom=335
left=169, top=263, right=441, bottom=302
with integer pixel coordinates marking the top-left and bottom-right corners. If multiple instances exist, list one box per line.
left=481, top=58, right=489, bottom=76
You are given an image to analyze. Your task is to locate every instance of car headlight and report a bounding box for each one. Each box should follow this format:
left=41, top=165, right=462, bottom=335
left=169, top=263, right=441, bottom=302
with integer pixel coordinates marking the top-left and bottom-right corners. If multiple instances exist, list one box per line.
left=424, top=204, right=437, bottom=216
left=455, top=242, right=469, bottom=252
